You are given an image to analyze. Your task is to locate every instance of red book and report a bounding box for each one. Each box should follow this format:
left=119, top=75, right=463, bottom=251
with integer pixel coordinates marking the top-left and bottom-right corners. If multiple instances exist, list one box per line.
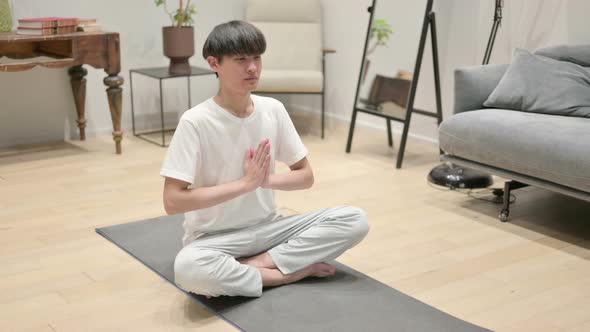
left=18, top=17, right=78, bottom=29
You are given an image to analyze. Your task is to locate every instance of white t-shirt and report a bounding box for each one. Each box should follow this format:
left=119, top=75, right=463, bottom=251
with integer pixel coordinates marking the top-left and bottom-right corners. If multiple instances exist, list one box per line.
left=160, top=94, right=308, bottom=246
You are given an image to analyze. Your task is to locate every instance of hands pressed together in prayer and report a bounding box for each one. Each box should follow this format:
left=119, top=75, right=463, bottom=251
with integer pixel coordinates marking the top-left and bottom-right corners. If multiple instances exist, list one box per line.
left=242, top=138, right=271, bottom=191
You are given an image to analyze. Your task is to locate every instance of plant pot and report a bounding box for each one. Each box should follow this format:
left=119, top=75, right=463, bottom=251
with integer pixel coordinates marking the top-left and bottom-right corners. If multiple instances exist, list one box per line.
left=162, top=26, right=194, bottom=75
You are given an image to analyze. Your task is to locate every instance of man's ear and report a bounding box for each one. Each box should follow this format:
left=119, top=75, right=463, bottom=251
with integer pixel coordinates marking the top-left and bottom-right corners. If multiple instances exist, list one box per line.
left=206, top=56, right=219, bottom=73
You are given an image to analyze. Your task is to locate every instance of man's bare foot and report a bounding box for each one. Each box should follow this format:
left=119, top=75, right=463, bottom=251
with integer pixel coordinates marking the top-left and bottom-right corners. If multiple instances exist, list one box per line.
left=309, top=262, right=337, bottom=277
left=258, top=262, right=336, bottom=287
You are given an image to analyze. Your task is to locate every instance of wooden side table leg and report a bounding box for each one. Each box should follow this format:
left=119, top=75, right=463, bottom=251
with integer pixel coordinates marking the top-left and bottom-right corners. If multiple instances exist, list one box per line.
left=104, top=74, right=124, bottom=154
left=68, top=65, right=87, bottom=140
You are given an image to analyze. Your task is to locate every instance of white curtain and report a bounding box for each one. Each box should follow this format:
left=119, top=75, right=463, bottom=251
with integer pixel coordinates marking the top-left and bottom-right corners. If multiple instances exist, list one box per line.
left=476, top=0, right=566, bottom=64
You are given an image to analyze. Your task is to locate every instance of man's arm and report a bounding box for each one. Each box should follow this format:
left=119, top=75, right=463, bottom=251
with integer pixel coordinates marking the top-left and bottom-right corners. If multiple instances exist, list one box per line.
left=163, top=139, right=270, bottom=215
left=163, top=177, right=252, bottom=215
left=264, top=157, right=314, bottom=191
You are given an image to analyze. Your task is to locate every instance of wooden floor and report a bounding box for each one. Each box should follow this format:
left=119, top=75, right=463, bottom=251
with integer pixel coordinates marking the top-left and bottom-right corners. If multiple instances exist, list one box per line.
left=2, top=115, right=590, bottom=332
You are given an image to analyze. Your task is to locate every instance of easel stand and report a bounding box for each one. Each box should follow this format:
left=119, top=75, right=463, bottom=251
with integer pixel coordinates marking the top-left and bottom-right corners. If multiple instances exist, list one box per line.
left=346, top=0, right=443, bottom=169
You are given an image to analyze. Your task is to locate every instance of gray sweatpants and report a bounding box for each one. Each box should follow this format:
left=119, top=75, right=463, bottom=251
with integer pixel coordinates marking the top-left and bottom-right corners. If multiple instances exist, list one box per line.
left=174, top=205, right=369, bottom=297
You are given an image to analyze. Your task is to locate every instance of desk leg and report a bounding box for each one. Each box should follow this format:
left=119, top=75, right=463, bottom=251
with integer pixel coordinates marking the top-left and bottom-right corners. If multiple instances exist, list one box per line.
left=104, top=74, right=124, bottom=154
left=69, top=66, right=87, bottom=140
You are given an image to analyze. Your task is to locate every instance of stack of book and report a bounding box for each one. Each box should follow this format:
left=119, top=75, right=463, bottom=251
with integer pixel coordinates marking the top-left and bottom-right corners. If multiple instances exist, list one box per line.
left=76, top=18, right=102, bottom=32
left=17, top=17, right=78, bottom=35
left=16, top=17, right=102, bottom=35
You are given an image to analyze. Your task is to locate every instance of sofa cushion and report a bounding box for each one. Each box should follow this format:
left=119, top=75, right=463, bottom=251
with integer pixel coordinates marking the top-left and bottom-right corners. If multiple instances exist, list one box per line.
left=483, top=49, right=590, bottom=118
left=535, top=44, right=590, bottom=67
left=439, top=109, right=590, bottom=193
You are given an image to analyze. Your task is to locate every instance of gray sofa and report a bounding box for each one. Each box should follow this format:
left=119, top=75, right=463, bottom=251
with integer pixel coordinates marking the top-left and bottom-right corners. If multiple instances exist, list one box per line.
left=438, top=46, right=590, bottom=221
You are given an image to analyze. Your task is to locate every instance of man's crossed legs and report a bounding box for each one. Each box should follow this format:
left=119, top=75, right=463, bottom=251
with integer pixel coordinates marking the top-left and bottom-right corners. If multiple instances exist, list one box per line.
left=174, top=206, right=369, bottom=297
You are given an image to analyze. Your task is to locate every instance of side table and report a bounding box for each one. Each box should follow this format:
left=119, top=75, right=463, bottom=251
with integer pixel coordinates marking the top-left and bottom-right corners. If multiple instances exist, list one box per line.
left=1, top=32, right=124, bottom=154
left=129, top=66, right=215, bottom=147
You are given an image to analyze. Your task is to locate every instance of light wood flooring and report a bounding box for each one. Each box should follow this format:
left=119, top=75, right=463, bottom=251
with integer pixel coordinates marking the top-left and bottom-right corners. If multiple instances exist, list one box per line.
left=1, top=114, right=590, bottom=332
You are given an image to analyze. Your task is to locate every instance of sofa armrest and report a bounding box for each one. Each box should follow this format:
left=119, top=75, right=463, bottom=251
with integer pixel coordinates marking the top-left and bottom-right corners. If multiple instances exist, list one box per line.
left=454, top=64, right=509, bottom=114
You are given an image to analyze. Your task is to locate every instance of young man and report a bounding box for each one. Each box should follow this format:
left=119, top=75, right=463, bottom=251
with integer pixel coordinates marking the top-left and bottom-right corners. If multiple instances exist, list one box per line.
left=161, top=20, right=369, bottom=298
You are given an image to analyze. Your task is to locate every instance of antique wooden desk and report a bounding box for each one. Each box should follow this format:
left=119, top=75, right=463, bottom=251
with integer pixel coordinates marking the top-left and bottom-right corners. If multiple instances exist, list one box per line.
left=0, top=32, right=124, bottom=154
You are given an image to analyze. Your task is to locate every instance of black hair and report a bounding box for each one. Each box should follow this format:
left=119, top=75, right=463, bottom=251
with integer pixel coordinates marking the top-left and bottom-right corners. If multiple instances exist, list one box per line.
left=202, top=20, right=266, bottom=62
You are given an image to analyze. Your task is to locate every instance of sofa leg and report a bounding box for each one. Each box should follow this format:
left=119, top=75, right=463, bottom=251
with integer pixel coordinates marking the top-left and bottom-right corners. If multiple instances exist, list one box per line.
left=499, top=180, right=528, bottom=222
left=499, top=208, right=510, bottom=222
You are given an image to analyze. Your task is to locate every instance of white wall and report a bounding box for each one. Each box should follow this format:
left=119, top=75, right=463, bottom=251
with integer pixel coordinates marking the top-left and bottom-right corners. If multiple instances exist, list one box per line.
left=2, top=0, right=590, bottom=148
left=0, top=68, right=72, bottom=147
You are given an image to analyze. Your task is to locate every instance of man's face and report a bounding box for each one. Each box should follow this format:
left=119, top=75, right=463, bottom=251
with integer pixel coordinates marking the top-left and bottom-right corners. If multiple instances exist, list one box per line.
left=208, top=54, right=262, bottom=94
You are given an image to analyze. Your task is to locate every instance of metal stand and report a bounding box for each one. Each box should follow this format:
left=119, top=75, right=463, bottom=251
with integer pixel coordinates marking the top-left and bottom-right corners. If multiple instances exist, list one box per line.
left=346, top=0, right=443, bottom=169
left=483, top=0, right=504, bottom=65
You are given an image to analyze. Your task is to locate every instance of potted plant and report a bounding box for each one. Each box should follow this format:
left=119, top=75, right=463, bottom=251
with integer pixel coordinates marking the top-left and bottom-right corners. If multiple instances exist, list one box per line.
left=362, top=19, right=393, bottom=83
left=367, top=19, right=393, bottom=56
left=155, top=0, right=198, bottom=75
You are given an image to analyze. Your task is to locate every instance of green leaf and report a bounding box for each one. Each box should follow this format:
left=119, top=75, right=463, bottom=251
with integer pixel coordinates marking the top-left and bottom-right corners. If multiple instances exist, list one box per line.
left=370, top=18, right=393, bottom=48
left=154, top=0, right=197, bottom=26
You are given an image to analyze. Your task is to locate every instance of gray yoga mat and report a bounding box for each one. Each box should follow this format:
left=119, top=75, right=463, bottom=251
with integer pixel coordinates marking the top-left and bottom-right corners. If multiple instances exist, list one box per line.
left=96, top=215, right=491, bottom=332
